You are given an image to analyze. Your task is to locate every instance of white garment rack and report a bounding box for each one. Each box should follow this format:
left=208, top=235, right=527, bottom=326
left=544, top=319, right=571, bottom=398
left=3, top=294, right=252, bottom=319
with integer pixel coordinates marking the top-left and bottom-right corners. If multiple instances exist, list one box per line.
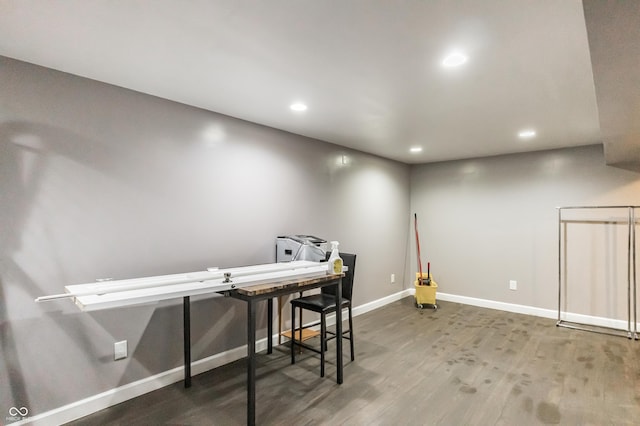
left=557, top=205, right=638, bottom=339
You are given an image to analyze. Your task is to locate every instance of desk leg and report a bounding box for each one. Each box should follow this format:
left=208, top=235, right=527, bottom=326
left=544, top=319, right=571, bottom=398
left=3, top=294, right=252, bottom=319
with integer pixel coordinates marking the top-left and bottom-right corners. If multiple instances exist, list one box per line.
left=278, top=296, right=284, bottom=346
left=183, top=296, right=191, bottom=388
left=247, top=299, right=257, bottom=426
left=335, top=279, right=343, bottom=384
left=267, top=298, right=273, bottom=354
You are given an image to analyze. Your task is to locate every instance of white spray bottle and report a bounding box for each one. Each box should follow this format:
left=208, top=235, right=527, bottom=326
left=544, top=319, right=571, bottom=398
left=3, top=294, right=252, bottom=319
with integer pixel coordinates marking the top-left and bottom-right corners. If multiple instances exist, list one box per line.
left=327, top=241, right=343, bottom=275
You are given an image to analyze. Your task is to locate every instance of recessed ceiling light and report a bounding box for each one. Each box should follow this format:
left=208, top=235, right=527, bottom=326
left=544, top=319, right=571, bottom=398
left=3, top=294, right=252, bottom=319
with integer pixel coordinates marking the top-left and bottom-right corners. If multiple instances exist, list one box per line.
left=410, top=146, right=423, bottom=153
left=518, top=129, right=536, bottom=139
left=290, top=102, right=308, bottom=112
left=442, top=52, right=468, bottom=68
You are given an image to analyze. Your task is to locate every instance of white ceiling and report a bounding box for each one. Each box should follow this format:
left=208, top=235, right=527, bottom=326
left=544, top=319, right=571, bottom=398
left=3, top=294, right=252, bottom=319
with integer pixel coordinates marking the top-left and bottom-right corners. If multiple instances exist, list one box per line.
left=582, top=0, right=640, bottom=172
left=0, top=0, right=605, bottom=164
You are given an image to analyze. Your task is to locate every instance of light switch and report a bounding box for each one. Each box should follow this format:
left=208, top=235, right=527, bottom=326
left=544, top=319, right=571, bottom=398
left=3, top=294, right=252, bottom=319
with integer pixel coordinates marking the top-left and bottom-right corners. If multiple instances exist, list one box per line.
left=114, top=340, right=127, bottom=360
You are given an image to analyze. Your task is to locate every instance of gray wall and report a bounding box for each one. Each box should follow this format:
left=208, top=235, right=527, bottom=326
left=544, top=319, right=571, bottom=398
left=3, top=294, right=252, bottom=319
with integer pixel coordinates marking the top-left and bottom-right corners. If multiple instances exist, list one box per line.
left=410, top=145, right=640, bottom=318
left=0, top=57, right=410, bottom=415
left=4, top=54, right=640, bottom=419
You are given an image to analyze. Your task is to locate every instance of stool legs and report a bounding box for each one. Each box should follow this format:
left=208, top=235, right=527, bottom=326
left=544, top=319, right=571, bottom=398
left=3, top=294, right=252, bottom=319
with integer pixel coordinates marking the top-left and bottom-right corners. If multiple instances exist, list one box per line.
left=320, top=313, right=326, bottom=377
left=290, top=305, right=354, bottom=377
left=348, top=307, right=355, bottom=361
left=290, top=305, right=296, bottom=365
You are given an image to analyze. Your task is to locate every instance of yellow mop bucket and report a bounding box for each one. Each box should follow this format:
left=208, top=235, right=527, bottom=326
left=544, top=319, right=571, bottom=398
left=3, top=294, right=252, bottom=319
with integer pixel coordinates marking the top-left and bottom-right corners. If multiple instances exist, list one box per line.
left=414, top=272, right=438, bottom=308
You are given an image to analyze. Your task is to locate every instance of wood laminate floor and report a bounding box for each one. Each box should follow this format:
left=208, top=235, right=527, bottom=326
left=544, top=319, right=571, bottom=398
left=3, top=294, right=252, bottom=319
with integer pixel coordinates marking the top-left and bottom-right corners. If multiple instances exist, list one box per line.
left=67, top=297, right=640, bottom=425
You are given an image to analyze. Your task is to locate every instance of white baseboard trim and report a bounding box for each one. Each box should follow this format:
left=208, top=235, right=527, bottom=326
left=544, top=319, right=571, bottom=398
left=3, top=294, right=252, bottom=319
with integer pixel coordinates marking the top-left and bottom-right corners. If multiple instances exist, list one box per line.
left=435, top=291, right=557, bottom=319
left=353, top=288, right=413, bottom=317
left=19, top=344, right=251, bottom=426
left=433, top=291, right=634, bottom=332
left=19, top=289, right=412, bottom=426
left=23, top=287, right=633, bottom=425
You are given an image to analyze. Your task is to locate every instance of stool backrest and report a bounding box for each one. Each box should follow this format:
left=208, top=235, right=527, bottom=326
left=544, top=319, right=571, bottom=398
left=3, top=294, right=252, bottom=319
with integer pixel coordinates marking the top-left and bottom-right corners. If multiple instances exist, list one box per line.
left=322, top=252, right=356, bottom=301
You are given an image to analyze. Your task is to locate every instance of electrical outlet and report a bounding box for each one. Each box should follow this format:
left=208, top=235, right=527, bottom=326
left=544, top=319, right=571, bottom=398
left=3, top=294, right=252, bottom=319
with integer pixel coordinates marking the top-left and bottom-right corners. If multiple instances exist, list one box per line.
left=391, top=273, right=396, bottom=284
left=114, top=340, right=127, bottom=360
left=509, top=280, right=517, bottom=291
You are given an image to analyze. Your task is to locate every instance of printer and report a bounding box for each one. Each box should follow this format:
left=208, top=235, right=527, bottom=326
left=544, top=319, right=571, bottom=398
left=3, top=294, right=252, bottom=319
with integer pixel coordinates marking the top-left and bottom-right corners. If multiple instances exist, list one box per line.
left=276, top=235, right=327, bottom=262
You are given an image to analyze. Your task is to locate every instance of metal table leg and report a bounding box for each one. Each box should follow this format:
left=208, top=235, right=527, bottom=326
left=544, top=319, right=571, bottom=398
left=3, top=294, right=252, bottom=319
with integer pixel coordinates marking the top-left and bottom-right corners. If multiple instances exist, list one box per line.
left=267, top=298, right=273, bottom=354
left=183, top=296, right=191, bottom=388
left=290, top=301, right=296, bottom=364
left=247, top=299, right=256, bottom=426
left=335, top=278, right=343, bottom=384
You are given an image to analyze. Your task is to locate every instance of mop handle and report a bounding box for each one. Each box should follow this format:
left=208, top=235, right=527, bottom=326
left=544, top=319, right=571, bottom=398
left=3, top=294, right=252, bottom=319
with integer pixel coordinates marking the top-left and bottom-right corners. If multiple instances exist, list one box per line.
left=414, top=213, right=424, bottom=285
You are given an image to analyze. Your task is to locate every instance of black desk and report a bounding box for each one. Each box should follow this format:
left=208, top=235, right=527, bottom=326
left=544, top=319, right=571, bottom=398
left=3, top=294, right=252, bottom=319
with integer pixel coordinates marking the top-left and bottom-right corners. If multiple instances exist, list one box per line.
left=182, top=273, right=344, bottom=426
